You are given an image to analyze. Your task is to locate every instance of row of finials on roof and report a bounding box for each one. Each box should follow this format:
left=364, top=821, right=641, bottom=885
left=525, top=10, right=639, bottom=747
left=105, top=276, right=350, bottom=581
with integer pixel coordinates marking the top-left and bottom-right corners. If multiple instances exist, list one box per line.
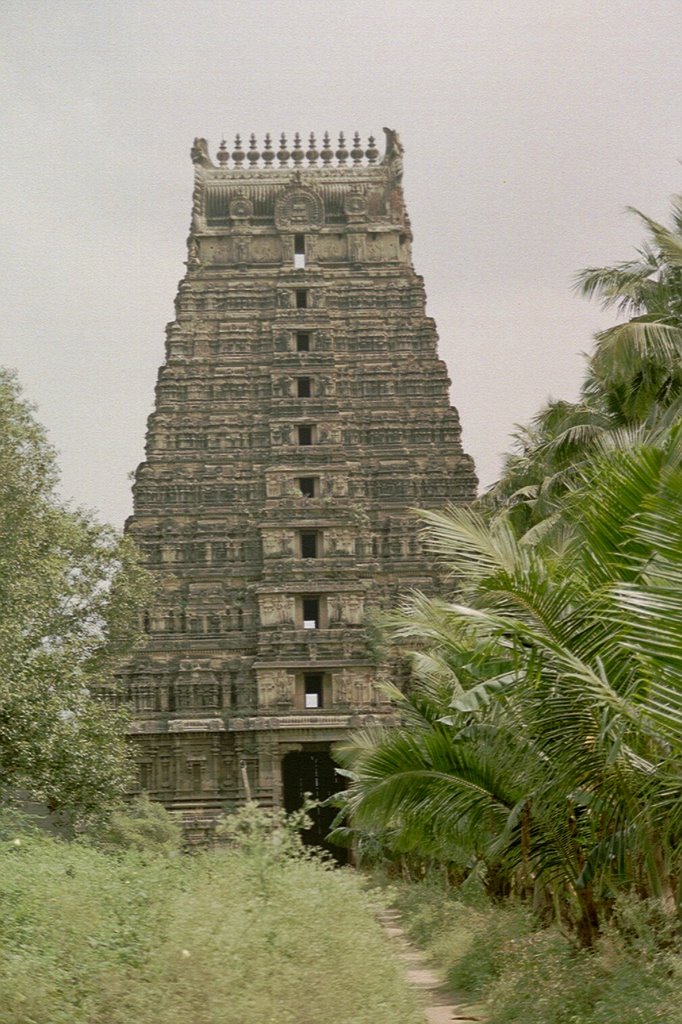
left=211, top=131, right=382, bottom=169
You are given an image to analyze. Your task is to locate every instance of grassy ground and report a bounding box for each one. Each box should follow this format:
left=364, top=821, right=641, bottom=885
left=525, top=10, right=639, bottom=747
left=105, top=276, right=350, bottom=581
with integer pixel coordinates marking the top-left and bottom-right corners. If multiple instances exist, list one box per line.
left=390, top=877, right=682, bottom=1024
left=0, top=817, right=422, bottom=1024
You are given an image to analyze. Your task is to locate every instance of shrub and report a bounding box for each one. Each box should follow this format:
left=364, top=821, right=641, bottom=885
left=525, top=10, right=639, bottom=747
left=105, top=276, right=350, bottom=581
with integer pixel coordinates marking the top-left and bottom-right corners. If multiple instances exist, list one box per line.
left=86, top=794, right=182, bottom=855
left=484, top=927, right=680, bottom=1024
left=392, top=878, right=532, bottom=996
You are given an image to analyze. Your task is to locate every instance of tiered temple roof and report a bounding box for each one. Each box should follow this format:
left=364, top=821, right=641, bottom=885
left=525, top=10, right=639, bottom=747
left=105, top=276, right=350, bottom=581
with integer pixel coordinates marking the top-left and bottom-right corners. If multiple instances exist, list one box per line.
left=119, top=129, right=477, bottom=846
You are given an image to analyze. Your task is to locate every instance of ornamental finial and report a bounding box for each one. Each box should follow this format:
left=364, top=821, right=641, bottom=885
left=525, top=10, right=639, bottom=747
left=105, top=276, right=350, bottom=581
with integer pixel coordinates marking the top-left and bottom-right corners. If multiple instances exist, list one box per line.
left=292, top=131, right=304, bottom=166
left=277, top=132, right=289, bottom=166
left=247, top=133, right=260, bottom=168
left=351, top=132, right=364, bottom=165
left=232, top=133, right=245, bottom=166
left=366, top=134, right=379, bottom=164
left=306, top=132, right=319, bottom=165
left=262, top=132, right=275, bottom=166
left=336, top=131, right=348, bottom=166
left=320, top=131, right=333, bottom=165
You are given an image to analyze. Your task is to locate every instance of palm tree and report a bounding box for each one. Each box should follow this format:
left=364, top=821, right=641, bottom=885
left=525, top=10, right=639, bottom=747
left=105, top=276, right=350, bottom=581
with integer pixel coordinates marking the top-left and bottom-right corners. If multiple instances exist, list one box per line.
left=337, top=429, right=682, bottom=946
left=480, top=398, right=615, bottom=536
left=576, top=198, right=682, bottom=423
left=484, top=196, right=682, bottom=534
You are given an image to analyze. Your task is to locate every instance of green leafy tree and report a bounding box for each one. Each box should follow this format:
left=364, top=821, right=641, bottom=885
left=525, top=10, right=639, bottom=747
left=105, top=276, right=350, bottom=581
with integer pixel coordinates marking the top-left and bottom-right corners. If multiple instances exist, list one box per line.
left=337, top=429, right=682, bottom=946
left=0, top=369, right=152, bottom=819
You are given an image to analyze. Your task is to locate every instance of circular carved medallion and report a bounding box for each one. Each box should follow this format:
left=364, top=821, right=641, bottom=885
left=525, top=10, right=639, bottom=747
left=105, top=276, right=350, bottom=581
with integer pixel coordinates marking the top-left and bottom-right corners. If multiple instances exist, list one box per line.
left=274, top=187, right=324, bottom=230
left=229, top=196, right=253, bottom=221
left=343, top=192, right=368, bottom=218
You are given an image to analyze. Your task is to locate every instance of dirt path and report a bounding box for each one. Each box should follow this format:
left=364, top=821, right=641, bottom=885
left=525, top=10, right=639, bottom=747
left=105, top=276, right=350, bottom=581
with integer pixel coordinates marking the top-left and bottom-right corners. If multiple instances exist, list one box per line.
left=377, top=908, right=488, bottom=1024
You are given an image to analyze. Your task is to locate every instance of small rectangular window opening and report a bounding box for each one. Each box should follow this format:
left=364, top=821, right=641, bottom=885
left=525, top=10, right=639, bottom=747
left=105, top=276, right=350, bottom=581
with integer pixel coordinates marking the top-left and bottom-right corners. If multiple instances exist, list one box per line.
left=297, top=377, right=312, bottom=398
left=304, top=673, right=323, bottom=709
left=296, top=332, right=311, bottom=352
left=298, top=425, right=313, bottom=446
left=300, top=532, right=318, bottom=558
left=295, top=289, right=308, bottom=309
left=302, top=597, right=319, bottom=629
left=298, top=477, right=317, bottom=497
left=294, top=234, right=306, bottom=269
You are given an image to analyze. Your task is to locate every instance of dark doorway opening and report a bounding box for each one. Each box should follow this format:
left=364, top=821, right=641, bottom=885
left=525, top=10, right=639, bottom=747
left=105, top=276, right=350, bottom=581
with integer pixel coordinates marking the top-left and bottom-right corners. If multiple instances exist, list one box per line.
left=303, top=672, right=323, bottom=707
left=297, top=476, right=317, bottom=497
left=300, top=531, right=318, bottom=559
left=282, top=747, right=347, bottom=863
left=302, top=596, right=320, bottom=628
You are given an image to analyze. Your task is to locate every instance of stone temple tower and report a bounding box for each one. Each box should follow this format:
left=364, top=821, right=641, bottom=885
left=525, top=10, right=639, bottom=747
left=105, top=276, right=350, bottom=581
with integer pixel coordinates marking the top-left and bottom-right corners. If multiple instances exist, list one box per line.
left=121, top=129, right=477, bottom=844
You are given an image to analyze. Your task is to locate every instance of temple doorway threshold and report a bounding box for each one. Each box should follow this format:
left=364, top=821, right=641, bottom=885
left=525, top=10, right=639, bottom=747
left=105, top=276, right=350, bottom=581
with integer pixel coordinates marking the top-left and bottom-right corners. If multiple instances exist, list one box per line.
left=281, top=745, right=348, bottom=863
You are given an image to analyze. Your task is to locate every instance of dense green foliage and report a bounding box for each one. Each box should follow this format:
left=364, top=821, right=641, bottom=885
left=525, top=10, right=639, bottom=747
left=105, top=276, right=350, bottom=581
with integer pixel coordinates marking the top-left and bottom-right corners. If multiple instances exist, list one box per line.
left=339, top=434, right=682, bottom=944
left=0, top=369, right=152, bottom=819
left=0, top=809, right=421, bottom=1024
left=87, top=793, right=184, bottom=855
left=392, top=879, right=682, bottom=1024
left=484, top=196, right=682, bottom=534
left=335, top=195, right=682, bottom=949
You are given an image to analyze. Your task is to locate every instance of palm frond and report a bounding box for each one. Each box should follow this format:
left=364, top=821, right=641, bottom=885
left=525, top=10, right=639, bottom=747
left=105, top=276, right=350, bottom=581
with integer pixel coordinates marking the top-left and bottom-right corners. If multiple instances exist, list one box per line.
left=627, top=205, right=682, bottom=269
left=591, top=320, right=682, bottom=382
left=575, top=257, right=660, bottom=316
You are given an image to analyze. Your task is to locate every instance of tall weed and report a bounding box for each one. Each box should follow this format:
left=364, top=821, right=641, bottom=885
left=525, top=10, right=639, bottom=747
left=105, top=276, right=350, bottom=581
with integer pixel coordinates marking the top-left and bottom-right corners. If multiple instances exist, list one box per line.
left=0, top=815, right=421, bottom=1024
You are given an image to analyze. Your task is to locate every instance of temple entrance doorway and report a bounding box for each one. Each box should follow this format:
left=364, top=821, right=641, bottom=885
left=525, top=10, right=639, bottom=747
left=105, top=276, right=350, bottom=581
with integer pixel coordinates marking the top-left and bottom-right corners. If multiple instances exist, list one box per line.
left=281, top=746, right=348, bottom=863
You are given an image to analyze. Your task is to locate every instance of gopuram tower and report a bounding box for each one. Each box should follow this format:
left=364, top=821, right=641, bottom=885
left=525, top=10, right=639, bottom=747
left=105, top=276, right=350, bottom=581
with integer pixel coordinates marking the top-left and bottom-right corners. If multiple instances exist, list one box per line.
left=122, top=129, right=477, bottom=844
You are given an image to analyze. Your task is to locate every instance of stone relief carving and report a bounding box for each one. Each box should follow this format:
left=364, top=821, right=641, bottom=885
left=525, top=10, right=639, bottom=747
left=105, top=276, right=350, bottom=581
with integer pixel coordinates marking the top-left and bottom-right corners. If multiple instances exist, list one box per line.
left=233, top=237, right=249, bottom=263
left=349, top=236, right=366, bottom=264
left=261, top=532, right=280, bottom=558
left=274, top=595, right=292, bottom=624
left=366, top=235, right=396, bottom=262
left=315, top=236, right=346, bottom=261
left=258, top=671, right=277, bottom=707
left=326, top=595, right=342, bottom=624
left=382, top=127, right=404, bottom=182
left=251, top=237, right=281, bottom=262
left=352, top=671, right=374, bottom=706
left=190, top=137, right=212, bottom=167
left=344, top=189, right=369, bottom=221
left=274, top=186, right=324, bottom=230
left=343, top=593, right=365, bottom=625
left=229, top=195, right=253, bottom=221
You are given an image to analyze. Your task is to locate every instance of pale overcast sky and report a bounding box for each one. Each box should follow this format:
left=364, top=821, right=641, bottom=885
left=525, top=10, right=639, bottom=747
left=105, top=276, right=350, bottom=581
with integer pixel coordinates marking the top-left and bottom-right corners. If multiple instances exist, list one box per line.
left=1, top=0, right=680, bottom=527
